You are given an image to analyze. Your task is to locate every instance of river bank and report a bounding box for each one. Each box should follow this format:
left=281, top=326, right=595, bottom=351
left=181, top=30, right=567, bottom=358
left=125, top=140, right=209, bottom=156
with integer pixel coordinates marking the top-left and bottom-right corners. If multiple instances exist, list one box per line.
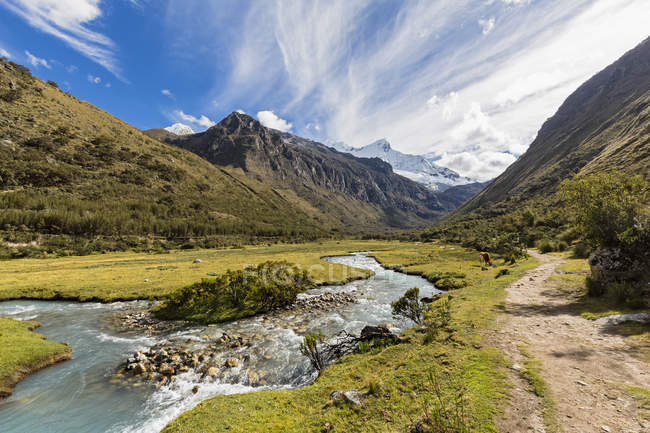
left=0, top=317, right=71, bottom=399
left=0, top=251, right=440, bottom=432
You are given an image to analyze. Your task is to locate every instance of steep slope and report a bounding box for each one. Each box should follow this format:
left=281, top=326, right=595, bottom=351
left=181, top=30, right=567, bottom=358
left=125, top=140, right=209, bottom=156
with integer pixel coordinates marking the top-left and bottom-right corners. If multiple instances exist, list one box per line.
left=0, top=60, right=334, bottom=255
left=330, top=139, right=474, bottom=191
left=437, top=181, right=491, bottom=209
left=458, top=36, right=650, bottom=216
left=146, top=113, right=452, bottom=228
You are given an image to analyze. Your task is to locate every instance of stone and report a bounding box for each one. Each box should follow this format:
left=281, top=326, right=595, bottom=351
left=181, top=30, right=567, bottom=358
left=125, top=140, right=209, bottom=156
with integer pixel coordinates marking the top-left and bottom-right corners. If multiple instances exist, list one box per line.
left=225, top=358, right=239, bottom=368
left=207, top=366, right=218, bottom=377
left=192, top=385, right=200, bottom=394
left=159, top=364, right=175, bottom=376
left=132, top=362, right=147, bottom=375
left=601, top=426, right=611, bottom=432
left=343, top=390, right=364, bottom=407
left=247, top=370, right=259, bottom=385
left=193, top=258, right=203, bottom=264
left=322, top=423, right=331, bottom=432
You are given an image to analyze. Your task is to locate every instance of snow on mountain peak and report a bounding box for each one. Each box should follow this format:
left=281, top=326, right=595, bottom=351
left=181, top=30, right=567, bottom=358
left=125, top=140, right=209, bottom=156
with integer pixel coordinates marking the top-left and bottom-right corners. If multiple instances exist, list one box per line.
left=165, top=123, right=195, bottom=136
left=330, top=139, right=475, bottom=191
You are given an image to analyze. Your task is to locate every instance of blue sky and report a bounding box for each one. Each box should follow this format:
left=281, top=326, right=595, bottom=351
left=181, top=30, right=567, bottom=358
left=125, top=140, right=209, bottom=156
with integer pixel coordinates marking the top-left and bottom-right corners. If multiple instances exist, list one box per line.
left=1, top=0, right=648, bottom=180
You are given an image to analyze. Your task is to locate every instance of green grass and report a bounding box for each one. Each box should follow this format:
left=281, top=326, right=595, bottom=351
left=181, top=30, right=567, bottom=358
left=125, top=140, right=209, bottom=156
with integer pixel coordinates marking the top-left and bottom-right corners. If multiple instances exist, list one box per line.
left=625, top=385, right=650, bottom=421
left=547, top=253, right=648, bottom=320
left=162, top=242, right=538, bottom=433
left=0, top=240, right=398, bottom=302
left=518, top=345, right=559, bottom=433
left=0, top=317, right=70, bottom=398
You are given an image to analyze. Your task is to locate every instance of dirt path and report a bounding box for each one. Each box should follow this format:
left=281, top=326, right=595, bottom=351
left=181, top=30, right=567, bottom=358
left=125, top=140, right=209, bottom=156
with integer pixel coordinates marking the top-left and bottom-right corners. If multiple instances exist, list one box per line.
left=492, top=251, right=649, bottom=433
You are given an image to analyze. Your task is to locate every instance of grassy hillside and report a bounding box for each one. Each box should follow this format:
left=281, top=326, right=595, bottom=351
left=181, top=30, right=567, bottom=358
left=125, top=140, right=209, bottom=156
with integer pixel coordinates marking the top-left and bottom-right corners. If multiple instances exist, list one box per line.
left=0, top=60, right=351, bottom=258
left=456, top=36, right=650, bottom=218
left=147, top=112, right=451, bottom=230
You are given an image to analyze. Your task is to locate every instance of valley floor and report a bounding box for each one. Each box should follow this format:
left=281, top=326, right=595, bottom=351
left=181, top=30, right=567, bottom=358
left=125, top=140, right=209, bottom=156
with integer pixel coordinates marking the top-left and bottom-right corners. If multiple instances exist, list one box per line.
left=492, top=251, right=649, bottom=432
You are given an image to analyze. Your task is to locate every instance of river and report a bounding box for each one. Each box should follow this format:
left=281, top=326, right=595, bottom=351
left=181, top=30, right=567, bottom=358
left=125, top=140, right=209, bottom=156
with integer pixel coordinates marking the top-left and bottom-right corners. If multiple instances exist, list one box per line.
left=0, top=253, right=438, bottom=433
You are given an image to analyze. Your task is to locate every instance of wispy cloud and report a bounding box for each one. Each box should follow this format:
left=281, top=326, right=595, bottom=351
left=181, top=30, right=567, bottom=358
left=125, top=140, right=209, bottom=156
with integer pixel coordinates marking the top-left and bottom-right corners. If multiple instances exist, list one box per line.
left=0, top=0, right=123, bottom=79
left=87, top=74, right=101, bottom=84
left=25, top=50, right=50, bottom=68
left=161, top=89, right=174, bottom=99
left=168, top=0, right=650, bottom=180
left=171, top=110, right=215, bottom=130
left=0, top=47, right=10, bottom=58
left=257, top=110, right=292, bottom=132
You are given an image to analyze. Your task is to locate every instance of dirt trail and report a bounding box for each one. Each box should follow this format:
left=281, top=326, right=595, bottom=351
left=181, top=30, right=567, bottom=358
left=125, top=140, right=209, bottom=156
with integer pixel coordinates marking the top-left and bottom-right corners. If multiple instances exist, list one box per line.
left=492, top=251, right=649, bottom=433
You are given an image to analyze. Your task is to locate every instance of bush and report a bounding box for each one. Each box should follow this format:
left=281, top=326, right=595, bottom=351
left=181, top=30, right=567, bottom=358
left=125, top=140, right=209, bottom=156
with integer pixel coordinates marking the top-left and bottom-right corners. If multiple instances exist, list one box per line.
left=537, top=239, right=554, bottom=254
left=300, top=331, right=326, bottom=376
left=585, top=275, right=605, bottom=297
left=153, top=261, right=314, bottom=323
left=435, top=277, right=468, bottom=291
left=46, top=80, right=58, bottom=88
left=391, top=287, right=425, bottom=324
left=0, top=88, right=22, bottom=102
left=556, top=241, right=568, bottom=252
left=561, top=173, right=648, bottom=250
left=423, top=298, right=452, bottom=344
left=572, top=242, right=591, bottom=259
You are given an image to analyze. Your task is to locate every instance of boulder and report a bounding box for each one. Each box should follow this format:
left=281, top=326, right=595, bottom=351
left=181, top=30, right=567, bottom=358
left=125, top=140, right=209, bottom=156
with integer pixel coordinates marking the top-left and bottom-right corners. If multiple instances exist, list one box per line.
left=207, top=366, right=218, bottom=377
left=132, top=362, right=147, bottom=375
left=343, top=390, right=364, bottom=407
left=247, top=370, right=259, bottom=385
left=589, top=248, right=643, bottom=283
left=225, top=358, right=239, bottom=368
left=193, top=258, right=203, bottom=264
left=159, top=364, right=175, bottom=376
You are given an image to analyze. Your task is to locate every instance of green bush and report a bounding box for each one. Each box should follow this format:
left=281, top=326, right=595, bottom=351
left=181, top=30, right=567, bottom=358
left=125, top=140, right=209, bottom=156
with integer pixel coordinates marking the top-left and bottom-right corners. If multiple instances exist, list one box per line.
left=585, top=275, right=605, bottom=297
left=572, top=242, right=591, bottom=259
left=435, top=277, right=468, bottom=291
left=153, top=261, right=314, bottom=323
left=561, top=173, right=648, bottom=250
left=536, top=239, right=554, bottom=254
left=423, top=298, right=452, bottom=344
left=391, top=287, right=425, bottom=324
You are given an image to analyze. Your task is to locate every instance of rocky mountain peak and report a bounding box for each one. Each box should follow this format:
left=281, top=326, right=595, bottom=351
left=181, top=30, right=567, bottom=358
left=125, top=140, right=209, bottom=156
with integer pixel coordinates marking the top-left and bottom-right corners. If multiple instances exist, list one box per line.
left=217, top=111, right=264, bottom=135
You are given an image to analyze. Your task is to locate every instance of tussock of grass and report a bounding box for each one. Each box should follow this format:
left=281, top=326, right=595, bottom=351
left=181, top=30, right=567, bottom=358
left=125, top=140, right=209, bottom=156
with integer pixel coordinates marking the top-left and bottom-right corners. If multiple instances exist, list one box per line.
left=518, top=346, right=559, bottom=433
left=0, top=317, right=70, bottom=398
left=162, top=243, right=537, bottom=432
left=625, top=385, right=650, bottom=420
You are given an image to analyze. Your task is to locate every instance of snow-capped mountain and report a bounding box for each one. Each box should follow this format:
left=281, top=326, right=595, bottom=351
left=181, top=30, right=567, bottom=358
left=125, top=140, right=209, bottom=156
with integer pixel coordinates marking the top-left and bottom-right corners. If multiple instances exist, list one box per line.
left=164, top=123, right=195, bottom=136
left=330, top=139, right=474, bottom=191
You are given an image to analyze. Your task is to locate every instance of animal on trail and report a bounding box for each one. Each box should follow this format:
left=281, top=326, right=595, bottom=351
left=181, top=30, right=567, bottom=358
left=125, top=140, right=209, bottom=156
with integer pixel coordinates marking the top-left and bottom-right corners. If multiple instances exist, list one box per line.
left=479, top=252, right=492, bottom=267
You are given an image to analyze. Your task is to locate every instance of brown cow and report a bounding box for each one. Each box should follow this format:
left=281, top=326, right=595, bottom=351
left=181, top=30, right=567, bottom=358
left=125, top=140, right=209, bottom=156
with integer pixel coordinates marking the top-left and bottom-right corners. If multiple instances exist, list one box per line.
left=479, top=252, right=492, bottom=267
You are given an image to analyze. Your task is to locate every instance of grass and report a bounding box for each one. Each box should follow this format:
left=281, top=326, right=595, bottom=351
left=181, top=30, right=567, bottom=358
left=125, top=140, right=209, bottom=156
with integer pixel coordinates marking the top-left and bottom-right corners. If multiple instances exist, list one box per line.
left=0, top=317, right=70, bottom=398
left=0, top=240, right=398, bottom=302
left=547, top=252, right=648, bottom=320
left=162, top=242, right=538, bottom=433
left=625, top=385, right=650, bottom=421
left=518, top=345, right=559, bottom=433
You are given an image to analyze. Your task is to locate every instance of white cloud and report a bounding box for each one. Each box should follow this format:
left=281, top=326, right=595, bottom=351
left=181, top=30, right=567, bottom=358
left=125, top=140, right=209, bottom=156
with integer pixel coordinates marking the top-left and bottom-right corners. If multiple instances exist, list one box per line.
left=257, top=110, right=292, bottom=132
left=67, top=64, right=78, bottom=73
left=172, top=0, right=650, bottom=180
left=25, top=50, right=51, bottom=68
left=172, top=110, right=216, bottom=130
left=161, top=89, right=174, bottom=98
left=87, top=74, right=101, bottom=84
left=0, top=0, right=123, bottom=79
left=478, top=17, right=495, bottom=35
left=0, top=47, right=10, bottom=58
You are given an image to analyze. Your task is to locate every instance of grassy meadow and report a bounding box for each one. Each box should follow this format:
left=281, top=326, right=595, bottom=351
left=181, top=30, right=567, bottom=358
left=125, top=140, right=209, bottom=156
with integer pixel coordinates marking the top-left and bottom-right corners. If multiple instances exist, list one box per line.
left=0, top=318, right=70, bottom=398
left=162, top=243, right=538, bottom=433
left=0, top=240, right=404, bottom=302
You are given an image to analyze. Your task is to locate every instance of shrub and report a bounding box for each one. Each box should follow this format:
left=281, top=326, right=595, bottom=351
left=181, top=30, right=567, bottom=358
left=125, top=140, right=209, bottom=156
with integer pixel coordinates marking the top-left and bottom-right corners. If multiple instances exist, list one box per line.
left=0, top=88, right=22, bottom=102
left=153, top=261, right=314, bottom=323
left=46, top=80, right=58, bottom=88
left=561, top=173, right=648, bottom=250
left=537, top=239, right=554, bottom=254
left=572, top=242, right=591, bottom=259
left=391, top=287, right=425, bottom=324
left=435, top=277, right=468, bottom=291
left=585, top=275, right=605, bottom=297
left=423, top=298, right=452, bottom=344
left=556, top=241, right=568, bottom=252
left=300, top=331, right=326, bottom=376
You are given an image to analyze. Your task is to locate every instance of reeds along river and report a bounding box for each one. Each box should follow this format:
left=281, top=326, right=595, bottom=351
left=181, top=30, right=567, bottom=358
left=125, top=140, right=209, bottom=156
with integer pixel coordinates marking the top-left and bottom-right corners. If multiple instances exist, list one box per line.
left=0, top=253, right=439, bottom=433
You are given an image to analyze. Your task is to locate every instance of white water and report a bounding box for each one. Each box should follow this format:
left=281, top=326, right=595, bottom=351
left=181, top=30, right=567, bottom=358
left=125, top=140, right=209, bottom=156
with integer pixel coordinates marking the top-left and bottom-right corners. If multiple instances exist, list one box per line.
left=0, top=253, right=438, bottom=432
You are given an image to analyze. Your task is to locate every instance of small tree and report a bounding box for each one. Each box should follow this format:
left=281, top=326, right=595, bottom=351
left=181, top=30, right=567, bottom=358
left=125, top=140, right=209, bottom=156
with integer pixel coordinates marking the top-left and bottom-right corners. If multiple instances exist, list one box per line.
left=560, top=173, right=648, bottom=250
left=392, top=287, right=425, bottom=324
left=300, top=331, right=326, bottom=376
